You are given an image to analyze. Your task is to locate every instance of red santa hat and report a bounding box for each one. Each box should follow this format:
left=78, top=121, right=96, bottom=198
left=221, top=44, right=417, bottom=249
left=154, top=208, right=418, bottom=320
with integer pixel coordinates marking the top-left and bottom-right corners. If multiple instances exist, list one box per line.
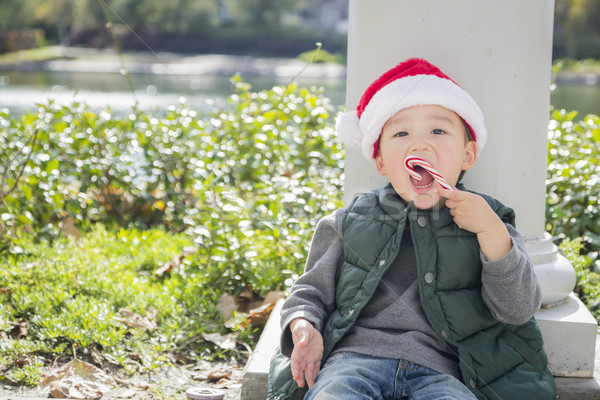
left=337, top=58, right=487, bottom=160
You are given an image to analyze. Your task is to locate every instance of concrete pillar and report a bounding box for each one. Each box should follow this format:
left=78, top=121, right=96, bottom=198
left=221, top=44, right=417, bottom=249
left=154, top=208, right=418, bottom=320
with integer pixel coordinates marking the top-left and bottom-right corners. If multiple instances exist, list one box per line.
left=343, top=0, right=597, bottom=377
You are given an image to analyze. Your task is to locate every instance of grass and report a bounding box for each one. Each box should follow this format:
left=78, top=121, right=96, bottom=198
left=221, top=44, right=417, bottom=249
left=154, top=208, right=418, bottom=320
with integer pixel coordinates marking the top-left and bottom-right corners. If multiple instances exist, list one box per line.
left=0, top=225, right=257, bottom=385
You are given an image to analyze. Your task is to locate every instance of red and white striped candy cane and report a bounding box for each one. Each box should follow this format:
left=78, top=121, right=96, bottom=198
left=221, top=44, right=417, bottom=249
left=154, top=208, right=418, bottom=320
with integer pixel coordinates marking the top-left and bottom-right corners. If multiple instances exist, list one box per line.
left=404, top=156, right=453, bottom=191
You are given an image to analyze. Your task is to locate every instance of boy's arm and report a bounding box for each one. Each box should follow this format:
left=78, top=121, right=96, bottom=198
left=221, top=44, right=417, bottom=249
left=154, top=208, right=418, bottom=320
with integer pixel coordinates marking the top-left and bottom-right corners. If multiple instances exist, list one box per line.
left=279, top=209, right=344, bottom=357
left=437, top=188, right=542, bottom=324
left=480, top=223, right=542, bottom=324
left=436, top=188, right=512, bottom=261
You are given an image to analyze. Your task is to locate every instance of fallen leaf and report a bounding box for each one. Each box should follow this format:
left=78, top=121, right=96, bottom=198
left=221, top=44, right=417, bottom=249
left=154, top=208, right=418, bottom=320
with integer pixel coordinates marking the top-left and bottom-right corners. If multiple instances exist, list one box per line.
left=91, top=346, right=104, bottom=367
left=215, top=380, right=243, bottom=389
left=0, top=287, right=12, bottom=295
left=201, top=332, right=237, bottom=350
left=114, top=376, right=149, bottom=390
left=207, top=370, right=232, bottom=381
left=60, top=216, right=81, bottom=240
left=236, top=289, right=263, bottom=312
left=155, top=246, right=198, bottom=276
left=41, top=359, right=116, bottom=399
left=216, top=293, right=238, bottom=320
left=263, top=290, right=286, bottom=305
left=170, top=352, right=192, bottom=364
left=238, top=289, right=255, bottom=302
left=192, top=371, right=209, bottom=381
left=154, top=259, right=178, bottom=276
left=244, top=296, right=283, bottom=327
left=114, top=388, right=138, bottom=399
left=113, top=309, right=156, bottom=331
left=11, top=321, right=27, bottom=339
left=245, top=303, right=273, bottom=327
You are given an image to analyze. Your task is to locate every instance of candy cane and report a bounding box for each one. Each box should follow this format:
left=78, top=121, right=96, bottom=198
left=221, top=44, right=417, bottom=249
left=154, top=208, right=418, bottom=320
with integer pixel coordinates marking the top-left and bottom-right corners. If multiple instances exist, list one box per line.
left=404, top=156, right=453, bottom=191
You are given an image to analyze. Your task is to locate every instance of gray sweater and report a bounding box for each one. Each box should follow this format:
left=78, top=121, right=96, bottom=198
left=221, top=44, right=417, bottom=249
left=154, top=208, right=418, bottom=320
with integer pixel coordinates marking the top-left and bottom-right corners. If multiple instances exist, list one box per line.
left=280, top=207, right=542, bottom=379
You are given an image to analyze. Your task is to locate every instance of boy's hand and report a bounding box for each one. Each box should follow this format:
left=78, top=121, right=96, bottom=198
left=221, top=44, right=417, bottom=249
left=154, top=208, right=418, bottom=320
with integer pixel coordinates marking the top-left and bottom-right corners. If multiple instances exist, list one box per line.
left=290, top=318, right=323, bottom=389
left=436, top=188, right=512, bottom=261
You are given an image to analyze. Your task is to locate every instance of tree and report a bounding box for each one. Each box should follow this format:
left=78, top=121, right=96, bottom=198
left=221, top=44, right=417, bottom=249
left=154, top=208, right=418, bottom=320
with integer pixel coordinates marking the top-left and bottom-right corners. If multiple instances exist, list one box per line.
left=555, top=0, right=600, bottom=58
left=0, top=1, right=36, bottom=30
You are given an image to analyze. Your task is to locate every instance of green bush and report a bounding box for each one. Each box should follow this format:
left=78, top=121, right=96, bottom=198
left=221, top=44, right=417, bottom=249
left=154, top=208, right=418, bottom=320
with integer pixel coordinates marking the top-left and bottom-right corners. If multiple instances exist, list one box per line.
left=0, top=77, right=344, bottom=383
left=547, top=110, right=600, bottom=263
left=0, top=81, right=342, bottom=384
left=560, top=238, right=599, bottom=321
left=0, top=75, right=343, bottom=257
left=553, top=58, right=600, bottom=75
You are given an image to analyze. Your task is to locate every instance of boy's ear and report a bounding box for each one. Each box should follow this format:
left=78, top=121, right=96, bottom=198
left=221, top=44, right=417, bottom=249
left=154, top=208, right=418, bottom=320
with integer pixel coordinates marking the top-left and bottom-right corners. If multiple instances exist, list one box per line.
left=375, top=152, right=387, bottom=175
left=461, top=141, right=478, bottom=171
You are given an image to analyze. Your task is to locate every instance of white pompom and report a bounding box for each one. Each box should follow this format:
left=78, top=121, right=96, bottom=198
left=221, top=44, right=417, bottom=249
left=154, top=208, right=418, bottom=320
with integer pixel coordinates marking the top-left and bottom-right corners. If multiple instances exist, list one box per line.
left=336, top=111, right=363, bottom=148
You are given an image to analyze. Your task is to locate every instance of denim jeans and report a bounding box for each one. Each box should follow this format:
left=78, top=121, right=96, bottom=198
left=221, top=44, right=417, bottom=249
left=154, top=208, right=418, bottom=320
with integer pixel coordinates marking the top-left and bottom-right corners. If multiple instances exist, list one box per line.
left=304, top=352, right=477, bottom=400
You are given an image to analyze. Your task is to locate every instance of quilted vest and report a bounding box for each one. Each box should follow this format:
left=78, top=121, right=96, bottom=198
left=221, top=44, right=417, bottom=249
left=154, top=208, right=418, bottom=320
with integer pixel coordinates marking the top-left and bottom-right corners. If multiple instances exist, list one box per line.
left=268, top=184, right=556, bottom=400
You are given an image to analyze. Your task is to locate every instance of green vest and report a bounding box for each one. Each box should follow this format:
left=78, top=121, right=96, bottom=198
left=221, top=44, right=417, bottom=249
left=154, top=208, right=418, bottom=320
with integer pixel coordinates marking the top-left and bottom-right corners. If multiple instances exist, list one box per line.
left=268, top=184, right=556, bottom=400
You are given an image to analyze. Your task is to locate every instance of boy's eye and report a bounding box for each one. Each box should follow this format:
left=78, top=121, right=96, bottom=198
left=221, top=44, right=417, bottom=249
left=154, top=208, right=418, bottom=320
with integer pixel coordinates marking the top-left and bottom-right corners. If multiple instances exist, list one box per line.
left=431, top=129, right=446, bottom=135
left=394, top=131, right=408, bottom=137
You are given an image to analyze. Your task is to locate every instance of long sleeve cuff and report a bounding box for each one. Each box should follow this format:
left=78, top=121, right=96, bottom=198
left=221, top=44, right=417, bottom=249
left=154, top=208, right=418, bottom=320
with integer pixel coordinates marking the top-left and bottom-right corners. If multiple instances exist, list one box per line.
left=480, top=237, right=522, bottom=277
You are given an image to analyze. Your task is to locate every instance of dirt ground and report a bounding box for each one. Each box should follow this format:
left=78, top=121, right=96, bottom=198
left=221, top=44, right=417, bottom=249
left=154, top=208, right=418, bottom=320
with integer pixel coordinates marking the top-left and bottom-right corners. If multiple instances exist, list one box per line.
left=0, top=359, right=243, bottom=400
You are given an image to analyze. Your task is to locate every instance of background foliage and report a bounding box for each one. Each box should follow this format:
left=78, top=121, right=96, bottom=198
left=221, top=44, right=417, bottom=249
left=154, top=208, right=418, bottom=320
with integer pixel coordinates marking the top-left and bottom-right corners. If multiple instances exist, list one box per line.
left=560, top=238, right=600, bottom=322
left=554, top=0, right=600, bottom=58
left=547, top=110, right=600, bottom=264
left=0, top=0, right=347, bottom=56
left=0, top=76, right=342, bottom=245
left=2, top=0, right=600, bottom=58
left=0, top=78, right=343, bottom=384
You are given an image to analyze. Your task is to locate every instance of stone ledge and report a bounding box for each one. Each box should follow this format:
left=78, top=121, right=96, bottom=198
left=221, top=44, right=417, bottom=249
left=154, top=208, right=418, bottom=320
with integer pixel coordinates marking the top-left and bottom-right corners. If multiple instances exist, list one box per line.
left=554, top=376, right=600, bottom=400
left=241, top=299, right=284, bottom=400
left=536, top=294, right=598, bottom=378
left=242, top=299, right=600, bottom=400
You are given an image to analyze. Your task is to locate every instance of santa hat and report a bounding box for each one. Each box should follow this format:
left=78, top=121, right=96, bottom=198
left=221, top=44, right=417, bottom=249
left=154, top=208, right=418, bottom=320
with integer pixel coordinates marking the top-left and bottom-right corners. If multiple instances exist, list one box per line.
left=337, top=58, right=487, bottom=160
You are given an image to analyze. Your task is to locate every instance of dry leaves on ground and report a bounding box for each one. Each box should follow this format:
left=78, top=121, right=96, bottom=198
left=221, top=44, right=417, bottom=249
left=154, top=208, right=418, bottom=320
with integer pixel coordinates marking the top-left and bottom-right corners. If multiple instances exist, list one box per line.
left=41, top=359, right=117, bottom=399
left=112, top=308, right=158, bottom=331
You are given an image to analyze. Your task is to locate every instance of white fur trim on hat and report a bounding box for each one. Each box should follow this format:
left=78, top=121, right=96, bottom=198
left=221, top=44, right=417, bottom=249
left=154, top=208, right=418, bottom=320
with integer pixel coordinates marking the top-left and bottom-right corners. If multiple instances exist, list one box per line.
left=336, top=110, right=362, bottom=150
left=357, top=74, right=487, bottom=160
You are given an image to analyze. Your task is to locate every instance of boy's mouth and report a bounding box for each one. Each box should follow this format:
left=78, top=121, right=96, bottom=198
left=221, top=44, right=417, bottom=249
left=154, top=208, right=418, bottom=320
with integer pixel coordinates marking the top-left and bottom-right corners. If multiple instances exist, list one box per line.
left=410, top=166, right=435, bottom=192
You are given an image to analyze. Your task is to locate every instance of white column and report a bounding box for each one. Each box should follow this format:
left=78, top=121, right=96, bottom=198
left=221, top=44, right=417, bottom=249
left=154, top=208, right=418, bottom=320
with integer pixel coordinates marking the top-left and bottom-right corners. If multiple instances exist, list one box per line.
left=344, top=0, right=597, bottom=377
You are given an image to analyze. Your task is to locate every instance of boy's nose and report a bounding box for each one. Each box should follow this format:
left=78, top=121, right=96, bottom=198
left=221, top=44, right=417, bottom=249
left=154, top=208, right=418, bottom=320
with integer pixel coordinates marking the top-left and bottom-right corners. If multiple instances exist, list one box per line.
left=409, top=139, right=431, bottom=152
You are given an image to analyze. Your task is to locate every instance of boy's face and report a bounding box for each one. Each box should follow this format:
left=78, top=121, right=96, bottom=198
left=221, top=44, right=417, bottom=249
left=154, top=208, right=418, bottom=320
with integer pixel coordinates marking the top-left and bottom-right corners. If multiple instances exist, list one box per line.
left=375, top=105, right=477, bottom=210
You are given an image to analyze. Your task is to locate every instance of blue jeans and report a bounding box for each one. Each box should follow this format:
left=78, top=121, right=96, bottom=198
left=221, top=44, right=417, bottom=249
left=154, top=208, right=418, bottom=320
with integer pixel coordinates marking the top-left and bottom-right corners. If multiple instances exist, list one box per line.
left=305, top=352, right=477, bottom=400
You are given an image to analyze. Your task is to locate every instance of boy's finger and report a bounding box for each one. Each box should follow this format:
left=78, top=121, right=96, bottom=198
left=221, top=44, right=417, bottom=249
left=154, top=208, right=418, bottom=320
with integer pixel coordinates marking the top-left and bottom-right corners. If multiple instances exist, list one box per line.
left=305, top=363, right=316, bottom=388
left=435, top=188, right=455, bottom=198
left=292, top=367, right=304, bottom=387
left=437, top=187, right=467, bottom=199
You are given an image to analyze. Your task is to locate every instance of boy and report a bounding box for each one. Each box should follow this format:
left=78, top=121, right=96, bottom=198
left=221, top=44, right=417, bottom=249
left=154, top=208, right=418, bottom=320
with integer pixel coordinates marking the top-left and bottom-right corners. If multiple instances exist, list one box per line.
left=268, top=58, right=556, bottom=400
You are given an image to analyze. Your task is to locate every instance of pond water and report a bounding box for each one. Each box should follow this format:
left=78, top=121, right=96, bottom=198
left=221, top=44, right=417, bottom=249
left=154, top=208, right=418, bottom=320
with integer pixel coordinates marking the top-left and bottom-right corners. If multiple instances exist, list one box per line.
left=550, top=83, right=600, bottom=118
left=0, top=70, right=348, bottom=116
left=0, top=70, right=598, bottom=118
